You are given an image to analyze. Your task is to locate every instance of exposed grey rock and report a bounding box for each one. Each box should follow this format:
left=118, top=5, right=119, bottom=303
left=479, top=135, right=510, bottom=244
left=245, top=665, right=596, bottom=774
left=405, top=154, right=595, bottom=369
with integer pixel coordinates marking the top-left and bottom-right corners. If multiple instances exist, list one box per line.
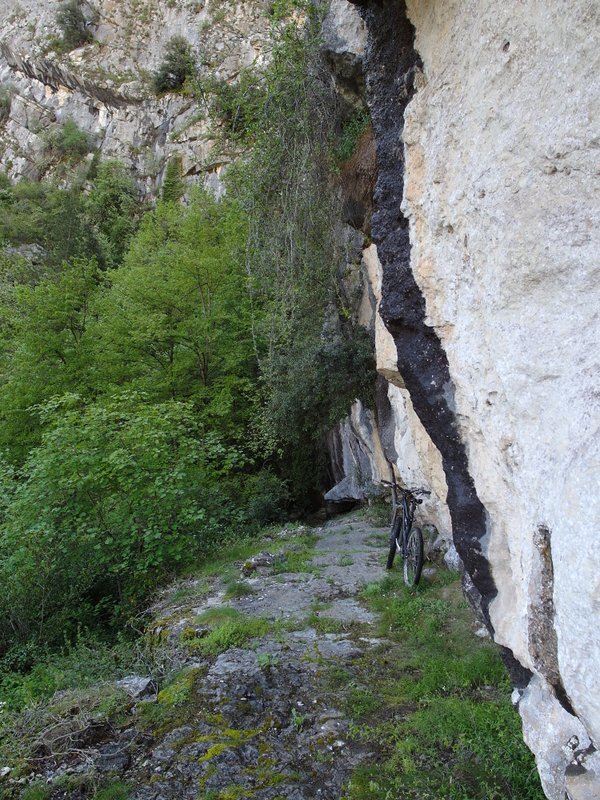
left=96, top=742, right=130, bottom=773
left=443, top=544, right=464, bottom=573
left=116, top=676, right=157, bottom=699
left=320, top=0, right=366, bottom=105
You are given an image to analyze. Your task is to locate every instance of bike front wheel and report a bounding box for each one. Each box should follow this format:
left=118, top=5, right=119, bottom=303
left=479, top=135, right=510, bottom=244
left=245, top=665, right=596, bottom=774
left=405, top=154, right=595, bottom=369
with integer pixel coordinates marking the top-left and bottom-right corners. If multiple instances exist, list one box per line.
left=386, top=514, right=402, bottom=569
left=403, top=527, right=424, bottom=586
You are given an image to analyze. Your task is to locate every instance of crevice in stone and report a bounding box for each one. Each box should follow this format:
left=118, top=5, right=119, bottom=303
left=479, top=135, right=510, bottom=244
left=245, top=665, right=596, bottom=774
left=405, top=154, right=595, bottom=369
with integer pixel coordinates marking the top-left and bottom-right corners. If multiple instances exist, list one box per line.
left=528, top=525, right=574, bottom=714
left=349, top=0, right=529, bottom=685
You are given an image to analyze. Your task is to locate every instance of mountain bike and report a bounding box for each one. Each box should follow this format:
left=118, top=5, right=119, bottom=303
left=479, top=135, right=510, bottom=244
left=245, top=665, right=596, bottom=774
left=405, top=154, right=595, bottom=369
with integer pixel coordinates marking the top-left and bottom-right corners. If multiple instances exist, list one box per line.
left=381, top=470, right=430, bottom=586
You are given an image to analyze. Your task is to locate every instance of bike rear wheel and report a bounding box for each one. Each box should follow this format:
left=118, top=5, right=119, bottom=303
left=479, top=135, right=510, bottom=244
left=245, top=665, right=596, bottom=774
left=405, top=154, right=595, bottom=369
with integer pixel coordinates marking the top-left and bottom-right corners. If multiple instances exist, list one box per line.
left=403, top=527, right=424, bottom=586
left=386, top=514, right=402, bottom=569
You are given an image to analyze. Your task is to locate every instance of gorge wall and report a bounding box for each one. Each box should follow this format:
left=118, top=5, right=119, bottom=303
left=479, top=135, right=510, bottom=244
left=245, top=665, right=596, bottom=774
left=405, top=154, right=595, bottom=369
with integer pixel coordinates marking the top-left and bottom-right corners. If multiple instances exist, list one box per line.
left=326, top=1, right=600, bottom=797
left=1, top=0, right=599, bottom=796
left=0, top=0, right=270, bottom=194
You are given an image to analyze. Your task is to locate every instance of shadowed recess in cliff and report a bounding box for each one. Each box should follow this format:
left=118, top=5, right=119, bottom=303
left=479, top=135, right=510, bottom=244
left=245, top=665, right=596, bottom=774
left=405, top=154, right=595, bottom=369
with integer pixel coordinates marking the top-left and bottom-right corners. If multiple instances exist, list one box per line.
left=348, top=0, right=520, bottom=667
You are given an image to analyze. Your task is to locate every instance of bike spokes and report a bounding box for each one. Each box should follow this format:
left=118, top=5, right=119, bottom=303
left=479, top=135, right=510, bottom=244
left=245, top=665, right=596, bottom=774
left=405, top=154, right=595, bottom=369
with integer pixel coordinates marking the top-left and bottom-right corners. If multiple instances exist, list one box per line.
left=403, top=528, right=424, bottom=587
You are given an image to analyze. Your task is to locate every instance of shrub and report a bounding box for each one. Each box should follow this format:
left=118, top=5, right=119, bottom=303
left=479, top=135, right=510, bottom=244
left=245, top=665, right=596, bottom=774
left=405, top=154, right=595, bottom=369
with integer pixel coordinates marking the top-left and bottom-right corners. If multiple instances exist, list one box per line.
left=85, top=160, right=141, bottom=267
left=152, top=36, right=196, bottom=94
left=0, top=85, right=14, bottom=123
left=0, top=393, right=245, bottom=653
left=55, top=0, right=95, bottom=51
left=44, top=118, right=93, bottom=163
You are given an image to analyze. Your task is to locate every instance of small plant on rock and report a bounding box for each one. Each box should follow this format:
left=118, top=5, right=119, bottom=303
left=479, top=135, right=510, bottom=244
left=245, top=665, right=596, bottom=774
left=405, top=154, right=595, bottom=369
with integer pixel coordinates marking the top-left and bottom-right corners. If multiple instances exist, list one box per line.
left=152, top=36, right=196, bottom=94
left=55, top=0, right=96, bottom=51
left=44, top=119, right=94, bottom=164
left=0, top=85, right=15, bottom=124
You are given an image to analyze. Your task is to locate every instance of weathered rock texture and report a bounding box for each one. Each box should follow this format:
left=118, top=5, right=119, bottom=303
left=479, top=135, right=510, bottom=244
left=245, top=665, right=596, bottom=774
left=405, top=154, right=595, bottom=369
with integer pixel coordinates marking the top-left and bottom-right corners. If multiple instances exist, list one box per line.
left=0, top=0, right=270, bottom=193
left=327, top=0, right=600, bottom=796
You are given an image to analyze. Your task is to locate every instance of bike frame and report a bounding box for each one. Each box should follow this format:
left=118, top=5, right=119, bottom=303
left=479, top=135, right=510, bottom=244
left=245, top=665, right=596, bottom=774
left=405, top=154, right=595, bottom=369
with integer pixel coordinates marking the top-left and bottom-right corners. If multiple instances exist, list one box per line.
left=390, top=482, right=418, bottom=557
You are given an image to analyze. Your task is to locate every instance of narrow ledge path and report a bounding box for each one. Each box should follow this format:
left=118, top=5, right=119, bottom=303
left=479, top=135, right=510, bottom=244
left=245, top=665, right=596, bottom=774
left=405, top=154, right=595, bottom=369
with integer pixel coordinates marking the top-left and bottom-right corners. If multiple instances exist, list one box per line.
left=132, top=515, right=393, bottom=800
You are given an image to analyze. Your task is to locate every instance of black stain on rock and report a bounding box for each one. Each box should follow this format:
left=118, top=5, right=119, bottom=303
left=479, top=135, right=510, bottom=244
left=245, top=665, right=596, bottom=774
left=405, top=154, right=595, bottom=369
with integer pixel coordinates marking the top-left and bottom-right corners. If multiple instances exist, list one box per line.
left=349, top=0, right=530, bottom=685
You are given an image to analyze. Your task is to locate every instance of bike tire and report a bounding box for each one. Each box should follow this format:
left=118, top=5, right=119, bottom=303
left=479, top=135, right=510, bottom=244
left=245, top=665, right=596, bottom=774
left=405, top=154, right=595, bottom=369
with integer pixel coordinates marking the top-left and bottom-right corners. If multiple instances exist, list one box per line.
left=386, top=515, right=402, bottom=569
left=403, top=527, right=424, bottom=587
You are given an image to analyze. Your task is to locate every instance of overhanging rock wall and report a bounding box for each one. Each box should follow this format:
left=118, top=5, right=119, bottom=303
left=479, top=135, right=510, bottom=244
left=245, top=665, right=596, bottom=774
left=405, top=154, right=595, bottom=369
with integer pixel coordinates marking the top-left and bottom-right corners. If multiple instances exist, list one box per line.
left=327, top=1, right=600, bottom=797
left=403, top=2, right=600, bottom=796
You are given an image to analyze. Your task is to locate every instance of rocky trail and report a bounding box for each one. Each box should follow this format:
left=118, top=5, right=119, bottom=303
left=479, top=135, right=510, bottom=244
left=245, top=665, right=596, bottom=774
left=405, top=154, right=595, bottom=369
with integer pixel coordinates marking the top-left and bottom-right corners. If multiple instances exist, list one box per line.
left=1, top=513, right=542, bottom=800
left=132, top=516, right=393, bottom=800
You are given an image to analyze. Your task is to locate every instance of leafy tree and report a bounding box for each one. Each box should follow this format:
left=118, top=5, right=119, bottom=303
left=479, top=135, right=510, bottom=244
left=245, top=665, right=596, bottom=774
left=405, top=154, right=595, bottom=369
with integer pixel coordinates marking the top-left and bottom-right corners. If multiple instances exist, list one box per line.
left=85, top=161, right=141, bottom=267
left=152, top=36, right=196, bottom=94
left=0, top=177, right=103, bottom=268
left=161, top=156, right=185, bottom=203
left=231, top=9, right=375, bottom=503
left=0, top=258, right=101, bottom=460
left=92, top=191, right=255, bottom=432
left=0, top=393, right=244, bottom=653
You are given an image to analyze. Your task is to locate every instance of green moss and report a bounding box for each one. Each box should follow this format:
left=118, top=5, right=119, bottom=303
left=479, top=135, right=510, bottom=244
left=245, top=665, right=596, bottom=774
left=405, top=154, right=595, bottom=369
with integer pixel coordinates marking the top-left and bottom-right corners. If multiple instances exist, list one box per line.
left=156, top=667, right=200, bottom=707
left=196, top=607, right=242, bottom=625
left=199, top=742, right=230, bottom=762
left=93, top=782, right=131, bottom=800
left=190, top=617, right=270, bottom=656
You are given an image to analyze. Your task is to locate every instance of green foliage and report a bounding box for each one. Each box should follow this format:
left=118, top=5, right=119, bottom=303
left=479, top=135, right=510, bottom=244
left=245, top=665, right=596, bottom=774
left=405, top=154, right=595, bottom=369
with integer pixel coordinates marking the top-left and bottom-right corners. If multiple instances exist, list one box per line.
left=191, top=617, right=269, bottom=656
left=0, top=393, right=248, bottom=652
left=344, top=577, right=544, bottom=800
left=335, top=109, right=371, bottom=163
left=240, top=468, right=289, bottom=526
left=0, top=257, right=101, bottom=459
left=85, top=161, right=141, bottom=267
left=152, top=36, right=196, bottom=94
left=230, top=9, right=375, bottom=503
left=44, top=118, right=94, bottom=164
left=161, top=155, right=185, bottom=203
left=55, top=0, right=95, bottom=52
left=195, top=70, right=265, bottom=144
left=92, top=191, right=254, bottom=427
left=0, top=6, right=379, bottom=692
left=20, top=784, right=51, bottom=800
left=0, top=84, right=14, bottom=123
left=223, top=580, right=256, bottom=599
left=0, top=631, right=138, bottom=711
left=94, top=783, right=131, bottom=800
left=0, top=177, right=103, bottom=266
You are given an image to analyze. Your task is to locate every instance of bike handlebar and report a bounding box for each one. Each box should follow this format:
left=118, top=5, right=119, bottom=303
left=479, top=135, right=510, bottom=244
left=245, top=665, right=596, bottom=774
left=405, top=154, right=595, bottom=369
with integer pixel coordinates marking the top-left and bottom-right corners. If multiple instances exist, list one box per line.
left=380, top=480, right=431, bottom=503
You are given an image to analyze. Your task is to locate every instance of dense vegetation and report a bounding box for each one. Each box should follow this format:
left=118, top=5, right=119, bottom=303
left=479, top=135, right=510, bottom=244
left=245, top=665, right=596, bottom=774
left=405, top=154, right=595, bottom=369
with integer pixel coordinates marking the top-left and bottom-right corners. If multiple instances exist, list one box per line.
left=0, top=7, right=374, bottom=674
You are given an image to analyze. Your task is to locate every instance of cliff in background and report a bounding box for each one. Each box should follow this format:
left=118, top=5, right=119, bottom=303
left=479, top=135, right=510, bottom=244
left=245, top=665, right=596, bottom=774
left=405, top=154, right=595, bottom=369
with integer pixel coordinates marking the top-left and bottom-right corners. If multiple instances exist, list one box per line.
left=0, top=0, right=270, bottom=194
left=325, top=1, right=600, bottom=797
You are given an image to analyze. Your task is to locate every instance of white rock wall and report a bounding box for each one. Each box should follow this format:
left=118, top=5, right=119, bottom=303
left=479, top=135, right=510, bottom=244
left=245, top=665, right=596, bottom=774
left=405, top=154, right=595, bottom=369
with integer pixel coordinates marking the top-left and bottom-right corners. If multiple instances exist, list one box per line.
left=402, top=1, right=600, bottom=796
left=362, top=243, right=452, bottom=536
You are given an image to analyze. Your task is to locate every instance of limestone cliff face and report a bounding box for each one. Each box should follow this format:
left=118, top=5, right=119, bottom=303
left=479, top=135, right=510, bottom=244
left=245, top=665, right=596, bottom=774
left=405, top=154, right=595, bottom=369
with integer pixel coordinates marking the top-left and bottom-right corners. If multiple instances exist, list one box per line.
left=0, top=0, right=269, bottom=194
left=326, top=1, right=600, bottom=797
